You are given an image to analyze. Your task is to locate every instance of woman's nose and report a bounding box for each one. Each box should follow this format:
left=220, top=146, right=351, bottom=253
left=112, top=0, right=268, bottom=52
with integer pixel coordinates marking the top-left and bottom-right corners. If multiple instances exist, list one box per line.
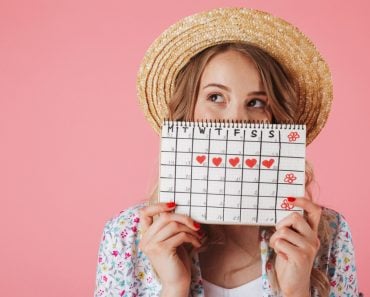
left=225, top=102, right=248, bottom=121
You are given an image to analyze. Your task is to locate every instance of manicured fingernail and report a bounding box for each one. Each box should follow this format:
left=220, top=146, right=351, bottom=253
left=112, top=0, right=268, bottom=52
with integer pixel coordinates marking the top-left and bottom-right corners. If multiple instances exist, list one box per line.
left=193, top=221, right=201, bottom=229
left=166, top=202, right=176, bottom=208
left=287, top=197, right=296, bottom=202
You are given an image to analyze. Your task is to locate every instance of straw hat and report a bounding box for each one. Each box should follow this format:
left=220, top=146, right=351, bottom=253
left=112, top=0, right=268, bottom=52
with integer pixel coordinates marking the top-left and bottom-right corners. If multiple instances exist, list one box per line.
left=136, top=7, right=332, bottom=145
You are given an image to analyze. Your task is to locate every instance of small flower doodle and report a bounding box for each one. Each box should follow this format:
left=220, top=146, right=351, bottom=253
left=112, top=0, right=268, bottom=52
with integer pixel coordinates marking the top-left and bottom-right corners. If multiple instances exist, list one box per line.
left=281, top=198, right=294, bottom=210
left=288, top=131, right=300, bottom=142
left=284, top=173, right=297, bottom=184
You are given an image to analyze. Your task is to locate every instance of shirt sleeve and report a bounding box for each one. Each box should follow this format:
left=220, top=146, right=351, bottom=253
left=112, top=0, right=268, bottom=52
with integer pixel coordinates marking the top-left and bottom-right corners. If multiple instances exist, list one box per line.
left=94, top=207, right=141, bottom=297
left=326, top=211, right=359, bottom=297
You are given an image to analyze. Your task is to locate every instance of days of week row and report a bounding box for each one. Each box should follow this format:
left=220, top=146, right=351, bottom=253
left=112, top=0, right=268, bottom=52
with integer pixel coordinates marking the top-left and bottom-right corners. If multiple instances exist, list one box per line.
left=162, top=125, right=306, bottom=144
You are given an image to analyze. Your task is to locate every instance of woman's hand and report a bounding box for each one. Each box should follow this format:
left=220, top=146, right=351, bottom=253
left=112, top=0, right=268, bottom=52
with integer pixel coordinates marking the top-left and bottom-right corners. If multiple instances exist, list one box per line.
left=138, top=202, right=202, bottom=297
left=269, top=197, right=322, bottom=297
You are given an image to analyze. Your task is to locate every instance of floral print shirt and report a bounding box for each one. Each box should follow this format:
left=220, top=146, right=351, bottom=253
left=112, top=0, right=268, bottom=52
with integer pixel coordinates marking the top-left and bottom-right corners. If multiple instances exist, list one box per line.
left=94, top=203, right=358, bottom=297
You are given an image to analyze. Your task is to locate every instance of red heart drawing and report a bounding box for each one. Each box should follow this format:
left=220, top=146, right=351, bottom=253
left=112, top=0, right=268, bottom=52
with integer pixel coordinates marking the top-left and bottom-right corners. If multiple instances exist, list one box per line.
left=212, top=157, right=222, bottom=167
left=262, top=159, right=275, bottom=168
left=229, top=157, right=240, bottom=167
left=245, top=158, right=257, bottom=168
left=196, top=155, right=206, bottom=164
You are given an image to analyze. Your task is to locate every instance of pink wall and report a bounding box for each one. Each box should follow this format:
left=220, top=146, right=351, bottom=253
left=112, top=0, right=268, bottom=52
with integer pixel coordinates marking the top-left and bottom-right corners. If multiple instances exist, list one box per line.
left=1, top=0, right=368, bottom=295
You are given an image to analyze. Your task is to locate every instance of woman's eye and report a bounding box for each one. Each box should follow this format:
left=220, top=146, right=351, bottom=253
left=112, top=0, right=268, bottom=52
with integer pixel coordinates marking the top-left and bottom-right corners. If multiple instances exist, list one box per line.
left=207, top=93, right=224, bottom=103
left=247, top=98, right=266, bottom=108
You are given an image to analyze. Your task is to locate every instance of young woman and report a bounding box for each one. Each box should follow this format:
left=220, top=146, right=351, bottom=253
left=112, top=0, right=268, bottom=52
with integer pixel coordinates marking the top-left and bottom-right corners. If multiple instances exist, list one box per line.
left=94, top=8, right=358, bottom=297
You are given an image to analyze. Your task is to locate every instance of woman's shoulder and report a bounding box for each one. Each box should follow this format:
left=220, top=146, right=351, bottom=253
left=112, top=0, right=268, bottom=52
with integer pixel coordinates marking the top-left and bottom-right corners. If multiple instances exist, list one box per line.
left=316, top=207, right=358, bottom=295
left=101, top=201, right=148, bottom=235
left=97, top=201, right=148, bottom=256
left=321, top=206, right=353, bottom=238
left=95, top=201, right=163, bottom=297
left=320, top=206, right=355, bottom=252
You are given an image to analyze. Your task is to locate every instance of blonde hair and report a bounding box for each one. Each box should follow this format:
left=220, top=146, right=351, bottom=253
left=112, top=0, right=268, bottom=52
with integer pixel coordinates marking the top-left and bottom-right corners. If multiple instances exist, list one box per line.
left=151, top=42, right=331, bottom=296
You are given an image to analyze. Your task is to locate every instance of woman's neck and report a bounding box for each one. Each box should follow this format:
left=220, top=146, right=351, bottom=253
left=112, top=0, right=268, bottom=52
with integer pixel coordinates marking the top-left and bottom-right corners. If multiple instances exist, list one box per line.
left=199, top=225, right=262, bottom=288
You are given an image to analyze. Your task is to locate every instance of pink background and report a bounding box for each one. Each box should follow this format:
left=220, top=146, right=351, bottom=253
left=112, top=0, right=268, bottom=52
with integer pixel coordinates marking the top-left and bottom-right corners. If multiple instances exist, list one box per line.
left=1, top=0, right=369, bottom=295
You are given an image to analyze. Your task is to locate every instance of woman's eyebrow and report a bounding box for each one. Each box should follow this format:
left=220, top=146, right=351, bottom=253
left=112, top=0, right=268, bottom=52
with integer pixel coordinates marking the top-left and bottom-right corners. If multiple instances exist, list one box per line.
left=203, top=84, right=267, bottom=96
left=248, top=91, right=267, bottom=96
left=203, top=83, right=230, bottom=91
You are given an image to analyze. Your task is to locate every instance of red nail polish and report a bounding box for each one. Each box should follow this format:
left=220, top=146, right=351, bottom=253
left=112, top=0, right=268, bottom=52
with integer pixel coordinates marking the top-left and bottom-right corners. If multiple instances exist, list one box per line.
left=166, top=202, right=176, bottom=208
left=193, top=221, right=201, bottom=229
left=287, top=197, right=296, bottom=202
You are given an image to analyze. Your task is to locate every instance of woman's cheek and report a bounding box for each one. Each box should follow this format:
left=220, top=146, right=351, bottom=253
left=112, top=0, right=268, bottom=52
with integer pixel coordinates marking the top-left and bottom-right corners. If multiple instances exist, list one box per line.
left=248, top=109, right=271, bottom=122
left=194, top=102, right=217, bottom=120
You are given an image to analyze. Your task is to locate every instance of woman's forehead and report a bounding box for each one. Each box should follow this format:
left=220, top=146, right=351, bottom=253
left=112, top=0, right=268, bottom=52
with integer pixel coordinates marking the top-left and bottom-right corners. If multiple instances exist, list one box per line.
left=199, top=50, right=262, bottom=90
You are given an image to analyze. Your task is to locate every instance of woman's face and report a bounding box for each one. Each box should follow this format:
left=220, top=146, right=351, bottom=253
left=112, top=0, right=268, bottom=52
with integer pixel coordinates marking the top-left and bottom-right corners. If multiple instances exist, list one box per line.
left=194, top=50, right=272, bottom=122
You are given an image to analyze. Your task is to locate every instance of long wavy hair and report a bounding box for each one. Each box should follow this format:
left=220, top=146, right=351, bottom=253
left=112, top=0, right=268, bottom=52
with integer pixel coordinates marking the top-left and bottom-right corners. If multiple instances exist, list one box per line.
left=150, top=42, right=331, bottom=296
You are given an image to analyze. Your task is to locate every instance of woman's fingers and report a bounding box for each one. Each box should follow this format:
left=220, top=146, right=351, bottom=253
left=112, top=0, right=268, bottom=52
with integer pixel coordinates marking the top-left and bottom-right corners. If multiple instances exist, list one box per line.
left=152, top=220, right=201, bottom=243
left=270, top=197, right=322, bottom=259
left=270, top=226, right=320, bottom=255
left=163, top=231, right=202, bottom=250
left=137, top=202, right=202, bottom=290
left=270, top=226, right=306, bottom=249
left=276, top=211, right=313, bottom=239
left=275, top=212, right=319, bottom=250
left=285, top=197, right=322, bottom=232
left=139, top=202, right=176, bottom=233
left=272, top=237, right=302, bottom=263
left=139, top=218, right=202, bottom=255
left=277, top=197, right=322, bottom=233
left=141, top=211, right=201, bottom=245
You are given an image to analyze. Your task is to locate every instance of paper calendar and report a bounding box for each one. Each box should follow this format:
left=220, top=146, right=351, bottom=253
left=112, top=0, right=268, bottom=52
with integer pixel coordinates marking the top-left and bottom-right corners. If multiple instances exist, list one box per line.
left=159, top=120, right=306, bottom=225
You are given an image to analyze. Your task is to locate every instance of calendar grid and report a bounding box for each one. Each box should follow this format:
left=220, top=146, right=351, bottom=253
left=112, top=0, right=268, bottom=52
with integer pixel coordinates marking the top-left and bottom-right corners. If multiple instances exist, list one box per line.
left=159, top=121, right=306, bottom=226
